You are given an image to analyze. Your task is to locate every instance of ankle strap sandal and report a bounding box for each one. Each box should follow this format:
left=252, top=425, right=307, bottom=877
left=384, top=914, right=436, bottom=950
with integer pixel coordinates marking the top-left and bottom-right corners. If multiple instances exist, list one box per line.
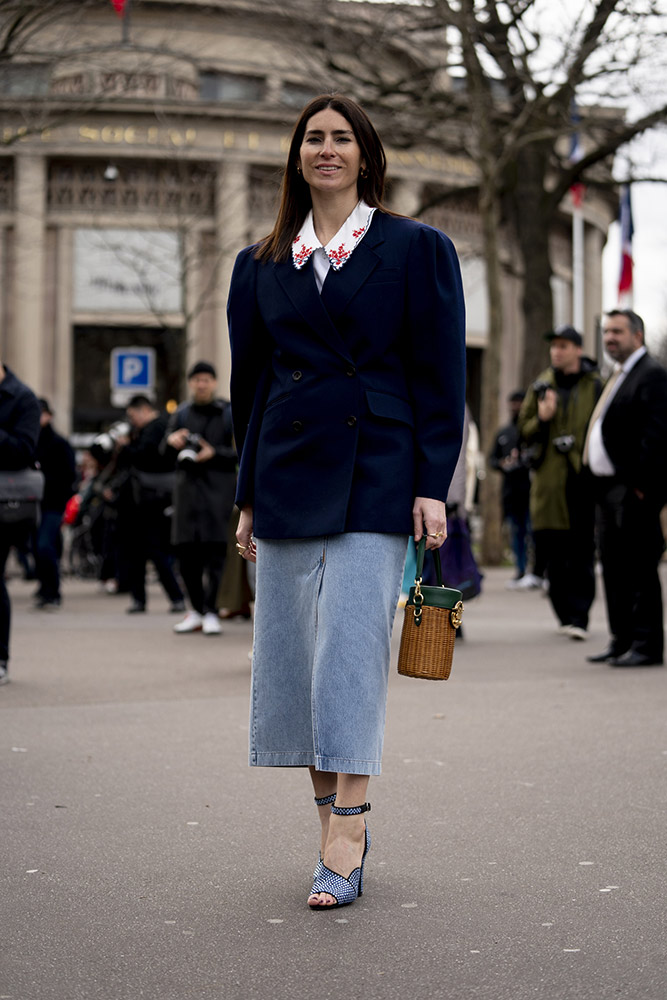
left=331, top=802, right=371, bottom=816
left=314, top=793, right=337, bottom=807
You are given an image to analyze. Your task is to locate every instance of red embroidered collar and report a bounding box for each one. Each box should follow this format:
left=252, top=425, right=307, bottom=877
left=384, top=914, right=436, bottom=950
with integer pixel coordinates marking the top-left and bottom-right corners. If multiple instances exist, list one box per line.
left=292, top=202, right=376, bottom=271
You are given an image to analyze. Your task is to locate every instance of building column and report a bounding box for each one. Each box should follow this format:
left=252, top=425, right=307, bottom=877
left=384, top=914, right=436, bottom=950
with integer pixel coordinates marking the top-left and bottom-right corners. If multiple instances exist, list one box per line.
left=388, top=178, right=422, bottom=218
left=585, top=224, right=604, bottom=353
left=12, top=154, right=46, bottom=392
left=54, top=226, right=74, bottom=434
left=215, top=161, right=249, bottom=394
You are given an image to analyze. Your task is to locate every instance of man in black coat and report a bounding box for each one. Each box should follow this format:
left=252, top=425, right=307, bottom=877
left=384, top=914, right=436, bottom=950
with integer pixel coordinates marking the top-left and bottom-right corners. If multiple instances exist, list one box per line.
left=164, top=362, right=236, bottom=636
left=34, top=400, right=77, bottom=609
left=584, top=310, right=667, bottom=667
left=122, top=395, right=185, bottom=615
left=0, top=363, right=40, bottom=683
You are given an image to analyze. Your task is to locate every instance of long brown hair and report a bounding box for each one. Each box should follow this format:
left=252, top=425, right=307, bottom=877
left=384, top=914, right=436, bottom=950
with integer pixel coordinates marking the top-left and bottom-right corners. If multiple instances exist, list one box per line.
left=255, top=94, right=389, bottom=263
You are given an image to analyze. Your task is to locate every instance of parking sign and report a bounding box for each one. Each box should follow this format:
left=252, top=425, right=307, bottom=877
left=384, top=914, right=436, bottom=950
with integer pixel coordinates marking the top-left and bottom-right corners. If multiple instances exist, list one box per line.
left=110, top=347, right=156, bottom=407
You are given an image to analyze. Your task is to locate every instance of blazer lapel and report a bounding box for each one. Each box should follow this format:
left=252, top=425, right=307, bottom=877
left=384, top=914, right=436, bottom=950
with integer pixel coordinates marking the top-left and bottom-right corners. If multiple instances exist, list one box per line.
left=319, top=238, right=383, bottom=322
left=273, top=257, right=351, bottom=361
left=608, top=353, right=649, bottom=409
left=273, top=211, right=387, bottom=358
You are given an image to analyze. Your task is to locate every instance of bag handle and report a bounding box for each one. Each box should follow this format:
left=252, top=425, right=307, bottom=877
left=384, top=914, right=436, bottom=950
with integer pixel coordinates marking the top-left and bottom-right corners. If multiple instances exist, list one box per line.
left=414, top=535, right=444, bottom=587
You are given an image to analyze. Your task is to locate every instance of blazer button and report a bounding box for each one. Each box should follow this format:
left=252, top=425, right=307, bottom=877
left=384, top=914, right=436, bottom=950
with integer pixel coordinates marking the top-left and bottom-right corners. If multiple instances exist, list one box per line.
left=347, top=416, right=357, bottom=427
left=346, top=366, right=356, bottom=377
left=292, top=370, right=303, bottom=381
left=292, top=420, right=303, bottom=432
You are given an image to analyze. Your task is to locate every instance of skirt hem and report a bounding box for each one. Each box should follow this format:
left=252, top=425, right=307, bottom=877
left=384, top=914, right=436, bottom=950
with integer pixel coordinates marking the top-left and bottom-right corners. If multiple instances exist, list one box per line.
left=249, top=750, right=381, bottom=775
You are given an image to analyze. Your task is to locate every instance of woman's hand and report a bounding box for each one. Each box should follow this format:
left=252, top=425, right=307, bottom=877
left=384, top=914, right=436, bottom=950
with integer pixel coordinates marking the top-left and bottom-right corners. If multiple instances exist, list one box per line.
left=413, top=497, right=447, bottom=550
left=236, top=505, right=256, bottom=562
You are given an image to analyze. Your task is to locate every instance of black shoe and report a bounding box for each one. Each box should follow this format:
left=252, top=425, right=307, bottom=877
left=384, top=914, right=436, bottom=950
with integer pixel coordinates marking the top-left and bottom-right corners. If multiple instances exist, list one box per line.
left=35, top=597, right=61, bottom=611
left=608, top=650, right=664, bottom=668
left=126, top=602, right=146, bottom=614
left=169, top=600, right=186, bottom=614
left=587, top=647, right=624, bottom=663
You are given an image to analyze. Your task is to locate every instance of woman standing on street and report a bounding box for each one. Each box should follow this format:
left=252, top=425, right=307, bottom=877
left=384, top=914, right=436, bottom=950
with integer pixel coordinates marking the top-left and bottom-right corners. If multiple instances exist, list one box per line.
left=227, top=95, right=466, bottom=909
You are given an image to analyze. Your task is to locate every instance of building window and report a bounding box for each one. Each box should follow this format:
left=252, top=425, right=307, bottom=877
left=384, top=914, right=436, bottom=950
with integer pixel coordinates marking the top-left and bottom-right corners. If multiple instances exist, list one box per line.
left=47, top=160, right=216, bottom=217
left=199, top=72, right=265, bottom=103
left=281, top=82, right=318, bottom=109
left=0, top=64, right=50, bottom=97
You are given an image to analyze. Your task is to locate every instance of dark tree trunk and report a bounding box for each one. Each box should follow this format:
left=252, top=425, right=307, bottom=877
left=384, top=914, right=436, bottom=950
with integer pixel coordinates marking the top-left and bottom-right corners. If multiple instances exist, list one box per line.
left=477, top=184, right=504, bottom=565
left=507, top=143, right=555, bottom=386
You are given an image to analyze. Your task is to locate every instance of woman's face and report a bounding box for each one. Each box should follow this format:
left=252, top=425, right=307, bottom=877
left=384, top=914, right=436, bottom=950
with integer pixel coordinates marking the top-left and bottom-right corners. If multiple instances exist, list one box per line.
left=297, top=107, right=365, bottom=200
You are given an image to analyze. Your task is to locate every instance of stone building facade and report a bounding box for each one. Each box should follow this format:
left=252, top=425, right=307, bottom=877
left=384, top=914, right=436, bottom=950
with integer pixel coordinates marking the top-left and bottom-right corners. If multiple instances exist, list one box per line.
left=0, top=0, right=614, bottom=433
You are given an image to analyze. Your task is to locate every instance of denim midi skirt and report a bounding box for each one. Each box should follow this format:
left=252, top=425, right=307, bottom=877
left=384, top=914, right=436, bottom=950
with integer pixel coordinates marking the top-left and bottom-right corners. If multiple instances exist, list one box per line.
left=250, top=532, right=408, bottom=775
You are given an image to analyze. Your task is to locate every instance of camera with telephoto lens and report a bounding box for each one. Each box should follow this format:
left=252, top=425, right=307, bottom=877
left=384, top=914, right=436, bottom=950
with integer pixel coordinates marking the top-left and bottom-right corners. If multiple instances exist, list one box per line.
left=532, top=379, right=552, bottom=401
left=553, top=434, right=575, bottom=455
left=177, top=433, right=202, bottom=464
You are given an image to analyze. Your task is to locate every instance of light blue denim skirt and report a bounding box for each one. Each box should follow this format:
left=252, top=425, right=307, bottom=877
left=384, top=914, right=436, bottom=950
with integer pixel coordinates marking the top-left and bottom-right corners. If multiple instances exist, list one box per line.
left=250, top=533, right=408, bottom=775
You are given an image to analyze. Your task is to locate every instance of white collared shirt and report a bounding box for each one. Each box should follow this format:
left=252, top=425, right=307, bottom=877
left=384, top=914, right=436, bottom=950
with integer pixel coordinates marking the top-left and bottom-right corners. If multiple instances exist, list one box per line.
left=587, top=345, right=647, bottom=476
left=292, top=201, right=377, bottom=292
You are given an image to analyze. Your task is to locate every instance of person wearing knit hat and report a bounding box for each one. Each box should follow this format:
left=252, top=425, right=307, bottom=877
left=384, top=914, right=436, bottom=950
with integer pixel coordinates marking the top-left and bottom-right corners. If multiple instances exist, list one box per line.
left=187, top=361, right=217, bottom=380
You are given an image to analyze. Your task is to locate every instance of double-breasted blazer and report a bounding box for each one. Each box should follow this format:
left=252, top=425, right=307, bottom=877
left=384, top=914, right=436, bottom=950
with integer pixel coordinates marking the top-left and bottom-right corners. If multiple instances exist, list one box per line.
left=227, top=211, right=466, bottom=539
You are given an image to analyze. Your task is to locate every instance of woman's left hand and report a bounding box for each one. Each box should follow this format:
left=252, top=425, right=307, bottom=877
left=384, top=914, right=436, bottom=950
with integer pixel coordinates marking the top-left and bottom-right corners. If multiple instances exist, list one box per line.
left=413, top=497, right=447, bottom=549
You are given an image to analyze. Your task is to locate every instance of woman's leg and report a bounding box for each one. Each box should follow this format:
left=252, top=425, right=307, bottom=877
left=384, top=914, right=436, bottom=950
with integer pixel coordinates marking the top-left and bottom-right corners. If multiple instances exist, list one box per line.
left=308, top=772, right=370, bottom=908
left=309, top=767, right=337, bottom=856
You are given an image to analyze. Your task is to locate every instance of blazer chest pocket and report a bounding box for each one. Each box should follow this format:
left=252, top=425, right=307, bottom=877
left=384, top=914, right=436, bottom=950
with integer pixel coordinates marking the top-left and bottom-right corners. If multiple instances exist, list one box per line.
left=366, top=390, right=414, bottom=427
left=365, top=266, right=401, bottom=286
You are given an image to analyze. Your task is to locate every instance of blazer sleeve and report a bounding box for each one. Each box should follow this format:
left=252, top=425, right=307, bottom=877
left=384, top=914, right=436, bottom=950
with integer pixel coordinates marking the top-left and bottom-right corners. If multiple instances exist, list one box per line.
left=227, top=247, right=272, bottom=506
left=0, top=390, right=40, bottom=470
left=404, top=225, right=466, bottom=501
left=635, top=363, right=667, bottom=500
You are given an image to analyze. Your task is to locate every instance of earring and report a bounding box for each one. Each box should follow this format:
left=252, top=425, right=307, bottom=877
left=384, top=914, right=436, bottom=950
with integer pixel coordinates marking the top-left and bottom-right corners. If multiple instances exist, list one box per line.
left=296, top=164, right=302, bottom=175
left=360, top=166, right=369, bottom=179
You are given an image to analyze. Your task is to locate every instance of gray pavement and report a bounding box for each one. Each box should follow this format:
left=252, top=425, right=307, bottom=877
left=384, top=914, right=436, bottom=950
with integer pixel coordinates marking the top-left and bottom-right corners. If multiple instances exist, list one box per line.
left=1, top=566, right=666, bottom=1000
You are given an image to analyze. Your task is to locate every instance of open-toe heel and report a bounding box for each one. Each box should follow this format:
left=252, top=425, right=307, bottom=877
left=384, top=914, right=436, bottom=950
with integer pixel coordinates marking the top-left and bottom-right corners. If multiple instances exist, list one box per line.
left=309, top=802, right=371, bottom=910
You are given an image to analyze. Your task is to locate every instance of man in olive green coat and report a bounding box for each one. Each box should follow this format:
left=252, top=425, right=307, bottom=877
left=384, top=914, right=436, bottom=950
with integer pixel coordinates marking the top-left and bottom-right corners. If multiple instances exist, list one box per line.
left=518, top=326, right=602, bottom=640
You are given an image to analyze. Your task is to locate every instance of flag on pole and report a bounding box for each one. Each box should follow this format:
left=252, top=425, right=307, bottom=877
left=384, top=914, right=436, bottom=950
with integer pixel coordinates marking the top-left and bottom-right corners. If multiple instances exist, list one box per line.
left=617, top=184, right=634, bottom=305
left=569, top=101, right=585, bottom=208
left=109, top=0, right=128, bottom=15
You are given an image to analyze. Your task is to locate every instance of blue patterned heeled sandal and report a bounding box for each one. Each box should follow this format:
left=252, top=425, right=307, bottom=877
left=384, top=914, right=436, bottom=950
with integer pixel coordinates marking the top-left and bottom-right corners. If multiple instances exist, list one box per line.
left=314, top=793, right=337, bottom=807
left=308, top=802, right=371, bottom=910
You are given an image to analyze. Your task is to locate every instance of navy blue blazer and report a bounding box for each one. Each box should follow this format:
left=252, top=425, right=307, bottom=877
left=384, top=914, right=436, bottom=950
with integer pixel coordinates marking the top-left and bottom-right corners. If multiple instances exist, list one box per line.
left=227, top=210, right=466, bottom=538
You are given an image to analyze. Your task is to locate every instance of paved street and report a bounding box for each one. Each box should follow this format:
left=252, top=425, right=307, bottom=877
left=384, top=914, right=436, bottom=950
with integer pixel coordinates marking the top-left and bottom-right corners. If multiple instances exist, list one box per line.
left=2, top=566, right=666, bottom=1000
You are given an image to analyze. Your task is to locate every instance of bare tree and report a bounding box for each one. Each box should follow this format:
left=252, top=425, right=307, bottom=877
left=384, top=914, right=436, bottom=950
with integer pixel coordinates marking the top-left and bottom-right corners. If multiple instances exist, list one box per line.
left=300, top=0, right=667, bottom=560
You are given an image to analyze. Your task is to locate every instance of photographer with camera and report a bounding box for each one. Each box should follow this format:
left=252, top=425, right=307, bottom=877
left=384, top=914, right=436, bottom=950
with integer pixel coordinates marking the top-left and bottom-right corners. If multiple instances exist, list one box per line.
left=518, top=326, right=602, bottom=641
left=165, top=362, right=237, bottom=635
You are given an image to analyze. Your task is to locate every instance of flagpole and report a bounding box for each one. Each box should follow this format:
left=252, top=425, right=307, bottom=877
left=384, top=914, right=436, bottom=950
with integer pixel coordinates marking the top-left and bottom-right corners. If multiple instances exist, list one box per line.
left=572, top=199, right=584, bottom=332
left=122, top=0, right=131, bottom=45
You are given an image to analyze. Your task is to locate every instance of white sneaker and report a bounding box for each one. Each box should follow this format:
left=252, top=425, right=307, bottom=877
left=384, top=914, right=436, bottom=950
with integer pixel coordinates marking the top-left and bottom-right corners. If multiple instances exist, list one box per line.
left=173, top=610, right=203, bottom=633
left=202, top=612, right=222, bottom=636
left=516, top=573, right=542, bottom=590
left=567, top=625, right=588, bottom=641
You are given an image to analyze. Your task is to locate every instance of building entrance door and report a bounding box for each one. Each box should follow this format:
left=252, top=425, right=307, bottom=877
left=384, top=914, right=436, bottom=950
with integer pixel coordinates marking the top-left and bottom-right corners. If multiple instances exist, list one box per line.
left=72, top=325, right=184, bottom=433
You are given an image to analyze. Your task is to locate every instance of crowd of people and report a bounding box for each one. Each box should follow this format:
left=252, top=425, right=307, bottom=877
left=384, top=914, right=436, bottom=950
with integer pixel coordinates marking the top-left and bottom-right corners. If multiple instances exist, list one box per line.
left=1, top=308, right=664, bottom=691
left=0, top=359, right=251, bottom=684
left=489, top=311, right=667, bottom=667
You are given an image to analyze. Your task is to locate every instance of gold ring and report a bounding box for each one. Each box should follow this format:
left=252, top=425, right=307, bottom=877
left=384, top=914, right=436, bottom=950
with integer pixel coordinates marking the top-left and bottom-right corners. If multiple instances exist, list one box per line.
left=428, top=532, right=444, bottom=538
left=235, top=543, right=247, bottom=553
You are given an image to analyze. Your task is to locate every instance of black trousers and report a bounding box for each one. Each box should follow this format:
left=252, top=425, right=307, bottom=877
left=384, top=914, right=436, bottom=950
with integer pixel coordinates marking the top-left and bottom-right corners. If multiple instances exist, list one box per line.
left=533, top=476, right=596, bottom=630
left=595, top=478, right=665, bottom=660
left=128, top=503, right=184, bottom=607
left=177, top=541, right=226, bottom=615
left=0, top=521, right=32, bottom=664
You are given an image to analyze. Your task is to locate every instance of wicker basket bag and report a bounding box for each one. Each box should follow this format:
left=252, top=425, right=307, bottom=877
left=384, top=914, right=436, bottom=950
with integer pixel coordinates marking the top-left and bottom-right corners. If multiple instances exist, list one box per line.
left=397, top=537, right=464, bottom=680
